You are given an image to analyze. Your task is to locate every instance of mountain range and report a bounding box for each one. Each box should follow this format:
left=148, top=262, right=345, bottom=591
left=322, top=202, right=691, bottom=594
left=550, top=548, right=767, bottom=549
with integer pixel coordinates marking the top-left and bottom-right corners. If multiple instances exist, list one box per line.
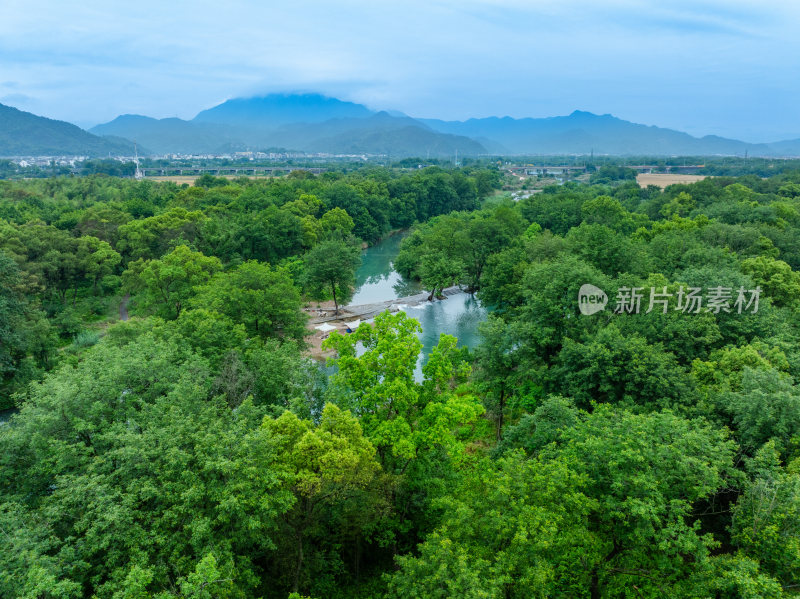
left=3, top=93, right=800, bottom=157
left=90, top=106, right=485, bottom=156
left=419, top=112, right=765, bottom=156
left=0, top=103, right=136, bottom=156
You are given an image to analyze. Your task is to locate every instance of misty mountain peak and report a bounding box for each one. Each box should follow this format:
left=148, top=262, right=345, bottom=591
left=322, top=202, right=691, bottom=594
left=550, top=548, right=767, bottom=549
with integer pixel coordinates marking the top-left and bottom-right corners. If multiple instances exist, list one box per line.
left=567, top=110, right=616, bottom=120
left=192, top=93, right=374, bottom=126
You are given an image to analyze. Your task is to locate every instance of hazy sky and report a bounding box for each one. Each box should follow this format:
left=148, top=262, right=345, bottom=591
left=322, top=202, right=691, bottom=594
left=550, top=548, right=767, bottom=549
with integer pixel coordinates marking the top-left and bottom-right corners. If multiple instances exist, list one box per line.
left=2, top=0, right=799, bottom=141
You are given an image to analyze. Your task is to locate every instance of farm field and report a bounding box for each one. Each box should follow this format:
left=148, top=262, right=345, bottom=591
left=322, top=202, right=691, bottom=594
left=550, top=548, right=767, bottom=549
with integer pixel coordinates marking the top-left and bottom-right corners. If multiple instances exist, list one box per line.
left=637, top=173, right=709, bottom=188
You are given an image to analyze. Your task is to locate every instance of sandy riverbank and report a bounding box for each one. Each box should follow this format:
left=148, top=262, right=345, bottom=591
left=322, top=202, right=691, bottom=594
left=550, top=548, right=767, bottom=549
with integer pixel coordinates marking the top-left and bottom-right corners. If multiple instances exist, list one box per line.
left=303, top=286, right=463, bottom=360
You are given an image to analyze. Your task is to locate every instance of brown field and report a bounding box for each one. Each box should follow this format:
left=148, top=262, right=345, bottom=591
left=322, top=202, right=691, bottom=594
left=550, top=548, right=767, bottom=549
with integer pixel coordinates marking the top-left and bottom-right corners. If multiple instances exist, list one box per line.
left=637, top=173, right=710, bottom=189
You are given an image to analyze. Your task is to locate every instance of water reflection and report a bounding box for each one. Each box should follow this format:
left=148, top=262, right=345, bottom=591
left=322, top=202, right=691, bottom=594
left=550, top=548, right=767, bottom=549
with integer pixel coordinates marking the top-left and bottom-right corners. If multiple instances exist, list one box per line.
left=349, top=232, right=421, bottom=305
left=406, top=292, right=487, bottom=356
left=392, top=276, right=423, bottom=299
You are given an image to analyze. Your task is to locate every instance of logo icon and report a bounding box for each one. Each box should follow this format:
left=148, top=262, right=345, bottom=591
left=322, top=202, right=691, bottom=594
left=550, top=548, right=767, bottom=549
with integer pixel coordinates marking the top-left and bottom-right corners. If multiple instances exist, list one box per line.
left=578, top=284, right=608, bottom=315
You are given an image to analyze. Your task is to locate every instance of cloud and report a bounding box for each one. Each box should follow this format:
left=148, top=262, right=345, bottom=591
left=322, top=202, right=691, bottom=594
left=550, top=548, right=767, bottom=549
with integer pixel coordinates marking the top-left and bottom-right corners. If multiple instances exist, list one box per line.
left=2, top=0, right=799, bottom=140
left=0, top=93, right=36, bottom=106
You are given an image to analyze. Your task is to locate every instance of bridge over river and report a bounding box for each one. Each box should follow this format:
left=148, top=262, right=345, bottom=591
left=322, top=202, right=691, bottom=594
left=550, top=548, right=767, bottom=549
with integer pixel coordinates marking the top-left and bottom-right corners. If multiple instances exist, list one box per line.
left=505, top=164, right=706, bottom=176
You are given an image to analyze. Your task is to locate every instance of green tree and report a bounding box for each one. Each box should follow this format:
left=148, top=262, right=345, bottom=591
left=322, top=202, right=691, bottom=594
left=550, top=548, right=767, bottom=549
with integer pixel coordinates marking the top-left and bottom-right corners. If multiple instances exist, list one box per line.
left=192, top=260, right=306, bottom=341
left=512, top=254, right=612, bottom=361
left=76, top=204, right=132, bottom=243
left=740, top=255, right=800, bottom=309
left=493, top=395, right=580, bottom=457
left=722, top=367, right=800, bottom=456
left=683, top=554, right=783, bottom=598
left=473, top=315, right=522, bottom=440
left=581, top=195, right=637, bottom=232
left=477, top=245, right=530, bottom=310
left=302, top=239, right=361, bottom=314
left=391, top=405, right=739, bottom=598
left=245, top=339, right=323, bottom=414
left=420, top=253, right=464, bottom=301
left=461, top=206, right=526, bottom=291
left=387, top=453, right=595, bottom=599
left=0, top=333, right=294, bottom=598
left=566, top=223, right=650, bottom=277
left=76, top=235, right=122, bottom=294
left=543, top=406, right=737, bottom=597
left=659, top=191, right=697, bottom=218
left=732, top=443, right=800, bottom=588
left=323, top=311, right=483, bottom=470
left=552, top=324, right=695, bottom=412
left=123, top=245, right=221, bottom=319
left=263, top=404, right=384, bottom=593
left=319, top=207, right=355, bottom=240
left=116, top=207, right=205, bottom=261
left=0, top=251, right=28, bottom=403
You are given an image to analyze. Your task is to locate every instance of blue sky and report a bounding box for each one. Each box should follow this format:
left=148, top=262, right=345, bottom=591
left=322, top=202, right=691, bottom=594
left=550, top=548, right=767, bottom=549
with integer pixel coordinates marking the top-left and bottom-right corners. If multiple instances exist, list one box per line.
left=1, top=0, right=798, bottom=141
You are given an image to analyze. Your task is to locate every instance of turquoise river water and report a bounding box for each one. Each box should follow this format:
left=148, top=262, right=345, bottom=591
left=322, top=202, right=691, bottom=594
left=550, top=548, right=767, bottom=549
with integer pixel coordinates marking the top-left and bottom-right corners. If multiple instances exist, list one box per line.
left=348, top=231, right=488, bottom=366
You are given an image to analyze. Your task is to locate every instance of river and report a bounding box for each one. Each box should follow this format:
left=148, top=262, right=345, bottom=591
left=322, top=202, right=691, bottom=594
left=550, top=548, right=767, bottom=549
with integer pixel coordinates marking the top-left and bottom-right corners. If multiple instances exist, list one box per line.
left=348, top=232, right=488, bottom=369
left=350, top=232, right=421, bottom=304
left=0, top=407, right=18, bottom=428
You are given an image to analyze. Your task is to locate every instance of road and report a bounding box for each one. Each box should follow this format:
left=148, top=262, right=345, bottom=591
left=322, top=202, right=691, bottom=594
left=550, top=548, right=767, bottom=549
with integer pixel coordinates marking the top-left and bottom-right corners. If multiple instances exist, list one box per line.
left=119, top=294, right=130, bottom=321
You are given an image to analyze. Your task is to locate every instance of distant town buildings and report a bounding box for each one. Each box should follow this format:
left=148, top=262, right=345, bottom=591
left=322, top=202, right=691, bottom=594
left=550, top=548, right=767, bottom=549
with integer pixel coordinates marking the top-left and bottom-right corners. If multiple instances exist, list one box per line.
left=8, top=156, right=86, bottom=167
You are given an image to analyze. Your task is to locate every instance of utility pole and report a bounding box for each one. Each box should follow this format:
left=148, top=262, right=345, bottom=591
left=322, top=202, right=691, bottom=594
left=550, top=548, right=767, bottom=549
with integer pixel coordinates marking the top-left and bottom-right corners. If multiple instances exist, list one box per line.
left=134, top=143, right=143, bottom=180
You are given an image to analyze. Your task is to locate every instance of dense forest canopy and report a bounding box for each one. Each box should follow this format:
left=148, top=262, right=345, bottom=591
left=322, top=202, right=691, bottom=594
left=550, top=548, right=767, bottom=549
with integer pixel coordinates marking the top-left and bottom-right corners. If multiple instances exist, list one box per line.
left=2, top=165, right=800, bottom=598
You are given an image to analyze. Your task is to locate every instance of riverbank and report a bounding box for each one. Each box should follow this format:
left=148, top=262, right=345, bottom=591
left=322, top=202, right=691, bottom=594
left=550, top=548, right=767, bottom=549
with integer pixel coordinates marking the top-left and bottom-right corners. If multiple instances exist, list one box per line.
left=303, top=286, right=463, bottom=360
left=302, top=228, right=487, bottom=365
